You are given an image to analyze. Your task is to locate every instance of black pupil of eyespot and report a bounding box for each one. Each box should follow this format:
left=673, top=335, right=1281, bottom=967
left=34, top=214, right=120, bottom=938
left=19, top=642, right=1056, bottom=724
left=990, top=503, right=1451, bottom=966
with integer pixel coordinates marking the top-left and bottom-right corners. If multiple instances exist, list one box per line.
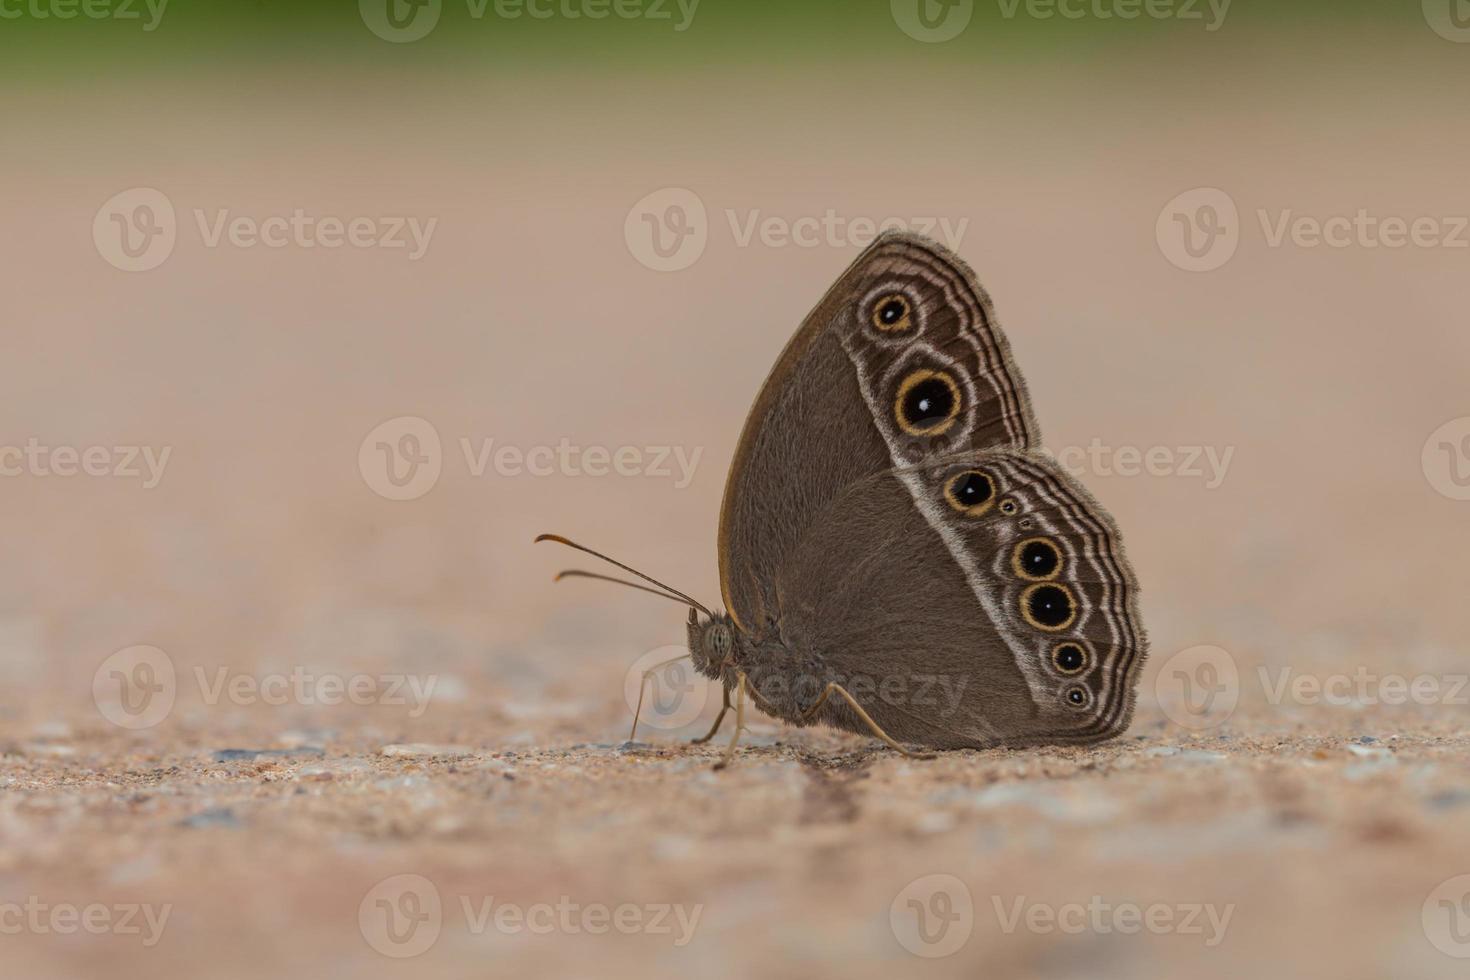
left=1021, top=541, right=1060, bottom=577
left=951, top=472, right=992, bottom=507
left=879, top=299, right=905, bottom=324
left=903, top=377, right=954, bottom=426
left=1056, top=645, right=1084, bottom=672
left=1028, top=585, right=1072, bottom=627
left=1068, top=689, right=1086, bottom=704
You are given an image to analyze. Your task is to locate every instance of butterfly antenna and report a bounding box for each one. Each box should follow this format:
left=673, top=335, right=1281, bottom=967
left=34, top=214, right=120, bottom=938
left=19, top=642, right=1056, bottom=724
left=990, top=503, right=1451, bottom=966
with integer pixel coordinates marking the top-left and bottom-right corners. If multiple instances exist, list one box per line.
left=554, top=570, right=695, bottom=608
left=535, top=534, right=712, bottom=617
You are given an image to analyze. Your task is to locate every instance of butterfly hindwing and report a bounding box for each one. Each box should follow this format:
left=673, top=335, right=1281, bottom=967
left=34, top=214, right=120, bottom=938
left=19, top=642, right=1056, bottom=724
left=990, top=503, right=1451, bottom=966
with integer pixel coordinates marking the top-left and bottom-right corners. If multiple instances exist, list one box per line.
left=774, top=449, right=1144, bottom=746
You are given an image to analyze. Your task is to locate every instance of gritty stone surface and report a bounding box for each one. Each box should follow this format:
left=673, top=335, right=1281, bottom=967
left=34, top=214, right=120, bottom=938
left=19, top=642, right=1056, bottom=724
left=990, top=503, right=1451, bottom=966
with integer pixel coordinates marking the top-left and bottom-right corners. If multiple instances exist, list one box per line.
left=3, top=699, right=1470, bottom=980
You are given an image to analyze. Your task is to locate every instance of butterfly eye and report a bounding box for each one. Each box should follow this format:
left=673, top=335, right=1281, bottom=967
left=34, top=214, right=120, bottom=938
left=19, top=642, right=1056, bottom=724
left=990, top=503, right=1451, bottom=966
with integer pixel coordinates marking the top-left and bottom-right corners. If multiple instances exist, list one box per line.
left=870, top=293, right=913, bottom=332
left=943, top=469, right=995, bottom=515
left=1020, top=582, right=1077, bottom=631
left=1063, top=685, right=1092, bottom=710
left=1052, top=642, right=1089, bottom=675
left=999, top=498, right=1019, bottom=516
left=706, top=623, right=732, bottom=658
left=894, top=369, right=961, bottom=436
left=1012, top=537, right=1063, bottom=582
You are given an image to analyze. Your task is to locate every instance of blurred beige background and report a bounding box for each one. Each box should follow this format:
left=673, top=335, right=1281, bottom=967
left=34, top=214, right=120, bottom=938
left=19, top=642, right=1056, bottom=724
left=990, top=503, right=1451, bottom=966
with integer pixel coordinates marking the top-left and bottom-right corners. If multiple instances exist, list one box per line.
left=3, top=7, right=1470, bottom=979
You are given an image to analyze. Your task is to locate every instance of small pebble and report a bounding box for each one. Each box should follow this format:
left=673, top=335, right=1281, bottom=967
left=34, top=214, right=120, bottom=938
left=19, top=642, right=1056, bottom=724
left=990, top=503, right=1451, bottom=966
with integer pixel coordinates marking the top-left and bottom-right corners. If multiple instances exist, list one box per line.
left=214, top=747, right=324, bottom=762
left=180, top=807, right=240, bottom=829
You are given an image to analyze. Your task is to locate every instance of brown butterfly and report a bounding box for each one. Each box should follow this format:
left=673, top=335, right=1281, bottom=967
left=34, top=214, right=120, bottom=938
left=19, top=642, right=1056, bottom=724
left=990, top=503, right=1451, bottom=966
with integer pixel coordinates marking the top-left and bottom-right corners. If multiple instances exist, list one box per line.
left=540, top=232, right=1146, bottom=767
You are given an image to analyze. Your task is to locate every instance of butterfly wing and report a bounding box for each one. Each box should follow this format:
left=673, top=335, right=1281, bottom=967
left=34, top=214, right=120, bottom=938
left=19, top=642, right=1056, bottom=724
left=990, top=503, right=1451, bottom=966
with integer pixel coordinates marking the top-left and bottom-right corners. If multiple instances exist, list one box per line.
left=717, top=231, right=1144, bottom=745
left=718, top=231, right=1039, bottom=633
left=774, top=449, right=1145, bottom=746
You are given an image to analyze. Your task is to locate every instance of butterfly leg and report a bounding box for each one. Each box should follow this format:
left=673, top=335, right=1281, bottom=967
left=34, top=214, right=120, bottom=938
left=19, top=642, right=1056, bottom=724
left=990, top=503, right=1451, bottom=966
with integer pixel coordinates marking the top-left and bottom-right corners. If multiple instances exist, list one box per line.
left=629, top=653, right=693, bottom=742
left=712, top=672, right=749, bottom=770
left=690, top=684, right=732, bottom=744
left=802, top=682, right=936, bottom=761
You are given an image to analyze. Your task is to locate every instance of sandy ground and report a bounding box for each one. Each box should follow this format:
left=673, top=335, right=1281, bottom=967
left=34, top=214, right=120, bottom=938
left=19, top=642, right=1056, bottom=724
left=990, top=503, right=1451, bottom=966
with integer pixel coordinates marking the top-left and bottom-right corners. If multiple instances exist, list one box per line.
left=6, top=692, right=1470, bottom=980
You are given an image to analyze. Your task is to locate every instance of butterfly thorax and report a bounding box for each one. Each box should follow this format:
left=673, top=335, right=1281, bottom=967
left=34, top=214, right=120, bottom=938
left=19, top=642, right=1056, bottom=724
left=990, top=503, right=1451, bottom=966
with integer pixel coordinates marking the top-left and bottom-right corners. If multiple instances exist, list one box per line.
left=688, top=612, right=833, bottom=726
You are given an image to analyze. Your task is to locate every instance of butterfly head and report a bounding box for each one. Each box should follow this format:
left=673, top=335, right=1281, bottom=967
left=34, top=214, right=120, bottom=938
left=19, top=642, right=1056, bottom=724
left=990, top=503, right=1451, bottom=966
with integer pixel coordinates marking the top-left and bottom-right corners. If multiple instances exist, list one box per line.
left=687, top=607, right=738, bottom=677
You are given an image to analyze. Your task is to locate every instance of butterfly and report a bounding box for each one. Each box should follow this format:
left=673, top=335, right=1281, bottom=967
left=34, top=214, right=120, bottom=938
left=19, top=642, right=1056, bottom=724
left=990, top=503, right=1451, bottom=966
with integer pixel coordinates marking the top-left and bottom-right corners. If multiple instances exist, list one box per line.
left=540, top=232, right=1145, bottom=767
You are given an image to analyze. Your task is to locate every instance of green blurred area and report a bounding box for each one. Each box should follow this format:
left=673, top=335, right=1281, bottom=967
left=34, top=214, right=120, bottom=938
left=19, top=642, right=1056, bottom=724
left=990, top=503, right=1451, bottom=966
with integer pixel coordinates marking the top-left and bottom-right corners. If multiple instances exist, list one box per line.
left=0, top=0, right=1433, bottom=74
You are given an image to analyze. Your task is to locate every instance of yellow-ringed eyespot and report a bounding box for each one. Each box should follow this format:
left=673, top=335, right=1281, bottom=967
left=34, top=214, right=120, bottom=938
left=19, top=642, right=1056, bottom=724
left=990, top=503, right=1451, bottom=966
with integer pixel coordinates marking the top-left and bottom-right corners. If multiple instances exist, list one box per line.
left=1063, top=684, right=1092, bottom=710
left=870, top=292, right=913, bottom=332
left=1051, top=642, right=1089, bottom=676
left=943, top=469, right=995, bottom=516
left=999, top=497, right=1020, bottom=516
left=1020, top=582, right=1077, bottom=631
left=1011, top=537, right=1063, bottom=582
left=894, top=369, right=962, bottom=436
